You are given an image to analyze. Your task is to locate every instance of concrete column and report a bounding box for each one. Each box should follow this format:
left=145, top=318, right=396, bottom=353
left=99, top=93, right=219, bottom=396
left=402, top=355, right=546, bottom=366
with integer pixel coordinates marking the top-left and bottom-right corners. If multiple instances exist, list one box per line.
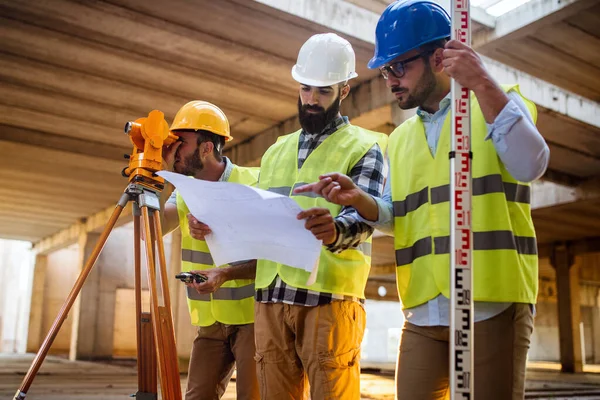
left=69, top=231, right=102, bottom=361
left=26, top=254, right=47, bottom=353
left=551, top=244, right=583, bottom=373
left=593, top=289, right=600, bottom=364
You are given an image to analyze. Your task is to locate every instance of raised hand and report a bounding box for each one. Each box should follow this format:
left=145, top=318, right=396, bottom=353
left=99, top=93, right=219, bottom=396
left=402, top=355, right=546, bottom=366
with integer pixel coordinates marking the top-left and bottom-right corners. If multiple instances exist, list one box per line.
left=294, top=173, right=361, bottom=207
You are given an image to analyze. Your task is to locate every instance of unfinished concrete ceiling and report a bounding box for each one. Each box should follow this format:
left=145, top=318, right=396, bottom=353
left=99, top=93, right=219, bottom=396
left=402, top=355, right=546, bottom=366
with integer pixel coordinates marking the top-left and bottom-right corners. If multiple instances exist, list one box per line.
left=0, top=0, right=599, bottom=257
left=0, top=0, right=378, bottom=241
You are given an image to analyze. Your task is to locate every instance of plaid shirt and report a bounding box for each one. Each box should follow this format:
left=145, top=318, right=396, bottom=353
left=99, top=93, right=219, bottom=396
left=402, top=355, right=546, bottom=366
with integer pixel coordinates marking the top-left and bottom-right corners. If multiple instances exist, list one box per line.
left=256, top=115, right=386, bottom=306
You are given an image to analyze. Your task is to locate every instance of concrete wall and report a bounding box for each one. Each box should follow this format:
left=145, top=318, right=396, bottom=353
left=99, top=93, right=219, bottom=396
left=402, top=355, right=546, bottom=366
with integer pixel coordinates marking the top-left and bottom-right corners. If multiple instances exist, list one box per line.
left=24, top=221, right=196, bottom=361
left=524, top=253, right=600, bottom=363
left=41, top=244, right=80, bottom=354
left=0, top=239, right=34, bottom=353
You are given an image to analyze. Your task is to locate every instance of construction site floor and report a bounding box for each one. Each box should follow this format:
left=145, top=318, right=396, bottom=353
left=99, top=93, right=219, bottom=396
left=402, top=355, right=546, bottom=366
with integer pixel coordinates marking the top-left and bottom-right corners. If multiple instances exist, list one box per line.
left=1, top=354, right=600, bottom=399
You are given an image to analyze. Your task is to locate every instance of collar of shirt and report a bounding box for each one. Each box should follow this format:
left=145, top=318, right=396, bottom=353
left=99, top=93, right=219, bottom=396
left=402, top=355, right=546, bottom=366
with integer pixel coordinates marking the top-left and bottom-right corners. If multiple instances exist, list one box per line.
left=301, top=115, right=348, bottom=141
left=218, top=156, right=233, bottom=182
left=416, top=92, right=452, bottom=123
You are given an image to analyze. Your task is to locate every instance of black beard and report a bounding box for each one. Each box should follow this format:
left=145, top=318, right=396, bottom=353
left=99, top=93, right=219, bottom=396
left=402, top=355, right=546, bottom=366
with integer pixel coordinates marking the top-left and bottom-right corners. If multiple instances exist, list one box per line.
left=298, top=93, right=341, bottom=134
left=175, top=148, right=203, bottom=176
left=392, top=60, right=437, bottom=110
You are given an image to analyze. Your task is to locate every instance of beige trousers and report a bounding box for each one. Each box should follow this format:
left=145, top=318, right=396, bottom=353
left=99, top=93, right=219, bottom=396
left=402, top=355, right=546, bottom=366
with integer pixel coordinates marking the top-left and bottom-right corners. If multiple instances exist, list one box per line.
left=396, top=303, right=534, bottom=400
left=186, top=321, right=259, bottom=400
left=254, top=301, right=366, bottom=400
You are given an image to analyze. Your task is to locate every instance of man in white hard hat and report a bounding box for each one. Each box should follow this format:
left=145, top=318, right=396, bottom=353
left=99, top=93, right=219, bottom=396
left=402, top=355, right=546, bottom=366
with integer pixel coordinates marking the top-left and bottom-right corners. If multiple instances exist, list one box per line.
left=188, top=33, right=387, bottom=399
left=253, top=33, right=387, bottom=399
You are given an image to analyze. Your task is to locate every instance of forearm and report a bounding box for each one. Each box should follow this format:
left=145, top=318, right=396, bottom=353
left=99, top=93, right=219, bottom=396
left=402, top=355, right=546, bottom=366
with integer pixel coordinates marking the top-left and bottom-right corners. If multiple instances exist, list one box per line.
left=352, top=190, right=379, bottom=222
left=222, top=260, right=257, bottom=281
left=328, top=213, right=374, bottom=253
left=473, top=80, right=510, bottom=124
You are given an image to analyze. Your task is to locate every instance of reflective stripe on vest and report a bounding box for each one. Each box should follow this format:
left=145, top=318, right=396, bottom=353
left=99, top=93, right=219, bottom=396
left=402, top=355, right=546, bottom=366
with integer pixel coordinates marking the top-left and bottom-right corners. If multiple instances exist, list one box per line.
left=393, top=174, right=530, bottom=217
left=256, top=124, right=387, bottom=297
left=395, top=232, right=538, bottom=266
left=389, top=84, right=539, bottom=308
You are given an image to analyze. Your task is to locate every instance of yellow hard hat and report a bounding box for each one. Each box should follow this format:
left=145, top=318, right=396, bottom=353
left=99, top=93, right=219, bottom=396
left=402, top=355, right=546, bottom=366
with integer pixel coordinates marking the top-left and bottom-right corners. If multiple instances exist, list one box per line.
left=170, top=101, right=232, bottom=141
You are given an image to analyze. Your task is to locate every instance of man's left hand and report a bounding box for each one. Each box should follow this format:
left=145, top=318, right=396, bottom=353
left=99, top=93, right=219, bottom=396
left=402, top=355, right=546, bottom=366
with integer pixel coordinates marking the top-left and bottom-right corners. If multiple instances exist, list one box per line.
left=297, top=207, right=338, bottom=245
left=186, top=268, right=227, bottom=294
left=442, top=40, right=492, bottom=91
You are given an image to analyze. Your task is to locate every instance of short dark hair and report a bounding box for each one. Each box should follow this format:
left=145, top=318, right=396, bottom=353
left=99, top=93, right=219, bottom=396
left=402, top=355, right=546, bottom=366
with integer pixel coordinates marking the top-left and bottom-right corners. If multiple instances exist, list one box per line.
left=420, top=38, right=449, bottom=53
left=195, top=130, right=225, bottom=162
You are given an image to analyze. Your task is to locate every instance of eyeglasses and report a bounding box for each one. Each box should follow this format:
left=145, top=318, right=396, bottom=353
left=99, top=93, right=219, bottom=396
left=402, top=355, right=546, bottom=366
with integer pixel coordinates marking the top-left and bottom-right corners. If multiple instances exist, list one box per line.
left=379, top=51, right=433, bottom=80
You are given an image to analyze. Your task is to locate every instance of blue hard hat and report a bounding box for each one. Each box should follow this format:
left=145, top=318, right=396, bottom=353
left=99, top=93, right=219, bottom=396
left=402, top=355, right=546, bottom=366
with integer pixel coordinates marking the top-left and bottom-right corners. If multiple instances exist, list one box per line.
left=368, top=0, right=451, bottom=69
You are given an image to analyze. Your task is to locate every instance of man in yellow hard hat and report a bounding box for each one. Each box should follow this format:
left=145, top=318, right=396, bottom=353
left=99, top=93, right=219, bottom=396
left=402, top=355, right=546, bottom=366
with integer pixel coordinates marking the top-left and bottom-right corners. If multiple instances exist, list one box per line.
left=160, top=100, right=259, bottom=400
left=295, top=1, right=550, bottom=399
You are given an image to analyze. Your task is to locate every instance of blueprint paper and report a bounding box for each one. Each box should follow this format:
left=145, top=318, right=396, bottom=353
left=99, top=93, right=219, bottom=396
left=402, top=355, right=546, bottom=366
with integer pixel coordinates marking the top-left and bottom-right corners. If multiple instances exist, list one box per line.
left=158, top=171, right=322, bottom=279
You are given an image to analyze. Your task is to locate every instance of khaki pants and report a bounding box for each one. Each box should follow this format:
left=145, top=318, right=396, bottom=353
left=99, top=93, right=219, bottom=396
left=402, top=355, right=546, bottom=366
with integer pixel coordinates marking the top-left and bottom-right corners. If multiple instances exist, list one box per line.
left=186, top=322, right=259, bottom=400
left=254, top=301, right=365, bottom=400
left=396, top=303, right=534, bottom=400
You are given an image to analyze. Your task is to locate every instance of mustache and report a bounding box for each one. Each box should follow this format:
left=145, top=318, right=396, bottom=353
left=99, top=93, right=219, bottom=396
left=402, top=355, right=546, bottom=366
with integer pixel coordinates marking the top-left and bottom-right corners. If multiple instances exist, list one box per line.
left=391, top=86, right=408, bottom=93
left=301, top=104, right=325, bottom=113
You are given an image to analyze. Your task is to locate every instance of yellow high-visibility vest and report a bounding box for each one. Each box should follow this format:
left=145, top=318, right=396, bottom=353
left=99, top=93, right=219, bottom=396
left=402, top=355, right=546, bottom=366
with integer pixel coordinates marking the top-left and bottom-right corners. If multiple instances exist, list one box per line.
left=177, top=165, right=259, bottom=326
left=389, top=84, right=539, bottom=308
left=256, top=123, right=388, bottom=297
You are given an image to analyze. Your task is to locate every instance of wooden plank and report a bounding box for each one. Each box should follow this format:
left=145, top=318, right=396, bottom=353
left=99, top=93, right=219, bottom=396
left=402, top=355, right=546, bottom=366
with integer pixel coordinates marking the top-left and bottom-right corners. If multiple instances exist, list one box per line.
left=0, top=16, right=297, bottom=122
left=565, top=2, right=600, bottom=37
left=0, top=104, right=126, bottom=147
left=0, top=140, right=125, bottom=174
left=473, top=0, right=599, bottom=48
left=537, top=108, right=600, bottom=159
left=0, top=209, right=81, bottom=225
left=0, top=175, right=120, bottom=204
left=545, top=143, right=600, bottom=178
left=0, top=190, right=114, bottom=214
left=0, top=54, right=275, bottom=135
left=0, top=165, right=124, bottom=193
left=0, top=125, right=131, bottom=161
left=0, top=0, right=298, bottom=94
left=0, top=81, right=140, bottom=136
left=107, top=0, right=378, bottom=80
left=535, top=21, right=600, bottom=67
left=501, top=37, right=600, bottom=100
left=482, top=47, right=600, bottom=101
left=0, top=225, right=62, bottom=242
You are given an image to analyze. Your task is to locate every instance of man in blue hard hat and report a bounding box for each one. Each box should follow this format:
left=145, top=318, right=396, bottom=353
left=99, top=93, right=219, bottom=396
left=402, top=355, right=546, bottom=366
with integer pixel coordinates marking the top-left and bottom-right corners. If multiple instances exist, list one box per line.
left=294, top=1, right=550, bottom=399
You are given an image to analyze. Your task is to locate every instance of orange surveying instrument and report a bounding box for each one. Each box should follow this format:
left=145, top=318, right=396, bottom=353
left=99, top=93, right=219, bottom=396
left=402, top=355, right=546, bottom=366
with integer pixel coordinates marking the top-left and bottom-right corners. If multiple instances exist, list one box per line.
left=15, top=111, right=183, bottom=400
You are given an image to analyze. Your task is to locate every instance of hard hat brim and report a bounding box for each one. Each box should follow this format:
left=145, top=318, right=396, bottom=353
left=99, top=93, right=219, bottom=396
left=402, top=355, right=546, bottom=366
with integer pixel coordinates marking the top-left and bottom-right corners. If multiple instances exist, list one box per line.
left=291, top=66, right=357, bottom=87
left=367, top=34, right=450, bottom=70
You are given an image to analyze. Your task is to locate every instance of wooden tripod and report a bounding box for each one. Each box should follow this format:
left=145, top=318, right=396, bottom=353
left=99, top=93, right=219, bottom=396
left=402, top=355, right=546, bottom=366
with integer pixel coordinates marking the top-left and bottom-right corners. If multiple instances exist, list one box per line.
left=15, top=180, right=182, bottom=400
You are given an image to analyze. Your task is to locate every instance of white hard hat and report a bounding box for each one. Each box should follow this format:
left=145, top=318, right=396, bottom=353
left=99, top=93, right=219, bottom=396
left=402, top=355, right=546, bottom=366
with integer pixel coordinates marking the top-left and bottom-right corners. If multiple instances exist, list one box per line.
left=291, top=33, right=358, bottom=87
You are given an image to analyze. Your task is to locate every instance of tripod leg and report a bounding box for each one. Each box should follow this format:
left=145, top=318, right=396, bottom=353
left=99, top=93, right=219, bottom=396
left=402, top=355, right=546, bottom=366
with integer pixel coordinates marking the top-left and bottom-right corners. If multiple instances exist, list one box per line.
left=141, top=207, right=182, bottom=400
left=14, top=194, right=129, bottom=400
left=134, top=206, right=157, bottom=397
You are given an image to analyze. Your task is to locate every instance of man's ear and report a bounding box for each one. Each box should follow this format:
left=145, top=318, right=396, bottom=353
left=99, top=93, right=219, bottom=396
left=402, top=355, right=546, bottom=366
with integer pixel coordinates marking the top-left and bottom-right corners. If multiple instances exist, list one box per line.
left=340, top=84, right=351, bottom=101
left=199, top=141, right=214, bottom=159
left=432, top=48, right=445, bottom=73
